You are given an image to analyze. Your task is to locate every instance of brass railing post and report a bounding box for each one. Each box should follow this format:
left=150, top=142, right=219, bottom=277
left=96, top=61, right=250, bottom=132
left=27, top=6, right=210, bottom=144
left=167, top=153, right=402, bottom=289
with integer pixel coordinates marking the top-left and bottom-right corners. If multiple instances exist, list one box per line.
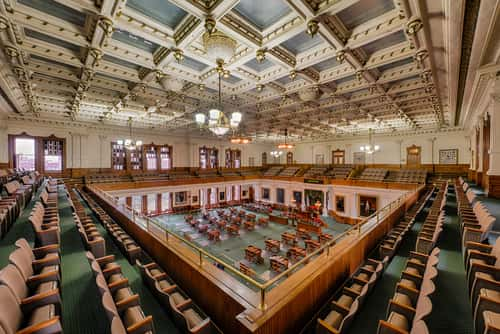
left=260, top=288, right=266, bottom=310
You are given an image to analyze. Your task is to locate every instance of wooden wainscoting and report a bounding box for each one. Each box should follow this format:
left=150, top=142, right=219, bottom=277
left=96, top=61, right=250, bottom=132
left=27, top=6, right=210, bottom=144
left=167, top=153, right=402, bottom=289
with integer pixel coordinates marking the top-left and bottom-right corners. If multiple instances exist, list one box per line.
left=488, top=175, right=500, bottom=199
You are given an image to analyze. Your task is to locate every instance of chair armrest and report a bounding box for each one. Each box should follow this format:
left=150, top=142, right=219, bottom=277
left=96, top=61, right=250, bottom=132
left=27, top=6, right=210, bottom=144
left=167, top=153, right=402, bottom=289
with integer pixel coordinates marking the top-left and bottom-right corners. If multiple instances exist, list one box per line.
left=377, top=320, right=407, bottom=334
left=387, top=300, right=415, bottom=324
left=102, top=265, right=122, bottom=278
left=16, top=316, right=61, bottom=334
left=396, top=283, right=419, bottom=306
left=21, top=289, right=61, bottom=314
left=32, top=257, right=60, bottom=272
left=176, top=298, right=193, bottom=311
left=126, top=315, right=153, bottom=334
left=96, top=254, right=116, bottom=265
left=465, top=242, right=493, bottom=253
left=27, top=271, right=60, bottom=289
left=468, top=250, right=496, bottom=265
left=31, top=244, right=60, bottom=258
left=108, top=278, right=129, bottom=293
left=115, top=294, right=140, bottom=312
left=318, top=319, right=340, bottom=334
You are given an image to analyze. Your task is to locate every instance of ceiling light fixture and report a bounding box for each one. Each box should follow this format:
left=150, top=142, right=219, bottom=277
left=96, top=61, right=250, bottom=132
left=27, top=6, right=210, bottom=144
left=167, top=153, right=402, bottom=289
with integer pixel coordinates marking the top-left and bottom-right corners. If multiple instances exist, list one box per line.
left=359, top=128, right=380, bottom=154
left=173, top=49, right=184, bottom=63
left=117, top=117, right=142, bottom=150
left=277, top=128, right=294, bottom=149
left=230, top=136, right=251, bottom=144
left=270, top=150, right=283, bottom=158
left=289, top=70, right=297, bottom=80
left=194, top=61, right=241, bottom=136
left=256, top=49, right=266, bottom=63
left=306, top=19, right=319, bottom=37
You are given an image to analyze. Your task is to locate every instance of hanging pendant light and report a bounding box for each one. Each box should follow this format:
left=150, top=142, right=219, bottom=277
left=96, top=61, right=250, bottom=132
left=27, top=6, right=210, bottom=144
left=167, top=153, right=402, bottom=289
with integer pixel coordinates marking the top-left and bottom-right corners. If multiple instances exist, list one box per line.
left=194, top=61, right=242, bottom=136
left=118, top=117, right=142, bottom=150
left=360, top=128, right=380, bottom=154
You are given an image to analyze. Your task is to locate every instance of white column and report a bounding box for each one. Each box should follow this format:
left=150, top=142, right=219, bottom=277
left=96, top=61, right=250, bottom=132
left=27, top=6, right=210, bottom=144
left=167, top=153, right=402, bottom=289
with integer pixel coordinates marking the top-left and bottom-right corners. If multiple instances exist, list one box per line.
left=477, top=117, right=484, bottom=173
left=488, top=78, right=500, bottom=175
left=0, top=119, right=8, bottom=164
left=322, top=190, right=327, bottom=216
left=470, top=129, right=477, bottom=170
left=254, top=185, right=261, bottom=201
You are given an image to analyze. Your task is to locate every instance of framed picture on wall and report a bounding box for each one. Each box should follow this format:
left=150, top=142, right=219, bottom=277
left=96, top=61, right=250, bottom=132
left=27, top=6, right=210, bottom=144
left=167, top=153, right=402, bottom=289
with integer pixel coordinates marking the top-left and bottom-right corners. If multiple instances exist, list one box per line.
left=175, top=191, right=187, bottom=205
left=262, top=188, right=270, bottom=200
left=439, top=149, right=458, bottom=164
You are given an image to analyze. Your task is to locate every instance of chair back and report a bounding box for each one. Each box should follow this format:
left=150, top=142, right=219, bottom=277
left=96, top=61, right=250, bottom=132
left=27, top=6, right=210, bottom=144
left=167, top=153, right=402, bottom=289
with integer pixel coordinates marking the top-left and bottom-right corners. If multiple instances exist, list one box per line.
left=0, top=285, right=22, bottom=333
left=8, top=249, right=33, bottom=281
left=0, top=264, right=28, bottom=303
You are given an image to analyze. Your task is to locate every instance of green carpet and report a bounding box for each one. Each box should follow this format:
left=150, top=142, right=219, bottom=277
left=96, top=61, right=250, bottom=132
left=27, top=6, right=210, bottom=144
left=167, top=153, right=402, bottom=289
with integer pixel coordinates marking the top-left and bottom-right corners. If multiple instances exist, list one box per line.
left=57, top=186, right=111, bottom=334
left=74, top=189, right=181, bottom=334
left=425, top=190, right=473, bottom=333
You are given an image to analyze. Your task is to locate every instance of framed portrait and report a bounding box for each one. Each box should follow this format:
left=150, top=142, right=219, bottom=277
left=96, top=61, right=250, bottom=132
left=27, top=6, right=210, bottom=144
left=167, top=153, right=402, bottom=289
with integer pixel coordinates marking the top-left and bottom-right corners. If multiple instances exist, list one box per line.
left=439, top=149, right=458, bottom=164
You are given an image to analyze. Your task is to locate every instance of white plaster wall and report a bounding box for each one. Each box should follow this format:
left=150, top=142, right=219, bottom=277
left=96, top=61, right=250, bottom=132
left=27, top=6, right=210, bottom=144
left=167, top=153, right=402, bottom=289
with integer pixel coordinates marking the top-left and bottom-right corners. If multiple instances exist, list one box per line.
left=292, top=130, right=470, bottom=165
left=1, top=120, right=273, bottom=168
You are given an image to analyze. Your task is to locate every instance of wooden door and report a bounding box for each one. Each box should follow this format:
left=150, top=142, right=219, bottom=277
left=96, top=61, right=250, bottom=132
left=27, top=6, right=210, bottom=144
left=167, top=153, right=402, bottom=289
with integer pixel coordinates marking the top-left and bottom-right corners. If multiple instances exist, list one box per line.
left=286, top=152, right=293, bottom=164
left=406, top=145, right=421, bottom=167
left=332, top=149, right=345, bottom=165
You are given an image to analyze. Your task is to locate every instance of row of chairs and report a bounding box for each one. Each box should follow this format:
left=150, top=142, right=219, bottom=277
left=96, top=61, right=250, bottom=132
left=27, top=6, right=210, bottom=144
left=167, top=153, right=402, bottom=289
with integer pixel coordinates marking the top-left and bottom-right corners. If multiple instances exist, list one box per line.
left=263, top=166, right=284, bottom=176
left=314, top=189, right=436, bottom=333
left=278, top=167, right=300, bottom=177
left=456, top=177, right=496, bottom=245
left=0, top=238, right=62, bottom=334
left=377, top=247, right=440, bottom=333
left=316, top=256, right=389, bottom=333
left=67, top=189, right=106, bottom=258
left=303, top=166, right=328, bottom=178
left=0, top=191, right=20, bottom=239
left=79, top=188, right=141, bottom=263
left=415, top=183, right=448, bottom=254
left=87, top=251, right=154, bottom=334
left=137, top=256, right=214, bottom=333
left=358, top=168, right=388, bottom=182
left=379, top=187, right=435, bottom=259
left=28, top=184, right=62, bottom=247
left=457, top=177, right=500, bottom=333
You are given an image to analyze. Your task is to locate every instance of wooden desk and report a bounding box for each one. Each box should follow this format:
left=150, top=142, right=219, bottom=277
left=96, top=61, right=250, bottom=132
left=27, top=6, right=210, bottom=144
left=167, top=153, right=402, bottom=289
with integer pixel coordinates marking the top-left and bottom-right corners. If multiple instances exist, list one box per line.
left=232, top=216, right=242, bottom=225
left=216, top=220, right=227, bottom=229
left=318, top=233, right=333, bottom=244
left=265, top=239, right=280, bottom=253
left=244, top=220, right=255, bottom=231
left=207, top=229, right=220, bottom=241
left=269, top=214, right=288, bottom=225
left=297, top=221, right=322, bottom=234
left=281, top=232, right=297, bottom=246
left=305, top=239, right=321, bottom=252
left=257, top=217, right=269, bottom=227
left=246, top=213, right=256, bottom=221
left=239, top=262, right=255, bottom=277
left=270, top=256, right=289, bottom=273
left=286, top=247, right=307, bottom=261
left=297, top=228, right=311, bottom=240
left=226, top=224, right=240, bottom=236
left=245, top=245, right=263, bottom=264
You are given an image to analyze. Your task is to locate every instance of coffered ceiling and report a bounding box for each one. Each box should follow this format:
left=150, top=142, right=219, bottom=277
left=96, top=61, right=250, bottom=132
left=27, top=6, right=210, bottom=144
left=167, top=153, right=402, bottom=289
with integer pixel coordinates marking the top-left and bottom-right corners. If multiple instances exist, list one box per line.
left=0, top=0, right=465, bottom=141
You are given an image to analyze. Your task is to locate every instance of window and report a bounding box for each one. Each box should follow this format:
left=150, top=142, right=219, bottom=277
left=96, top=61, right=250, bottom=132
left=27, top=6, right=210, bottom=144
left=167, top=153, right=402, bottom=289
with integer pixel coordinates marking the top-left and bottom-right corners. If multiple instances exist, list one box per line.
left=129, top=148, right=143, bottom=171
left=160, top=146, right=172, bottom=170
left=249, top=157, right=255, bottom=167
left=132, top=196, right=142, bottom=212
left=315, top=154, right=324, bottom=164
left=43, top=139, right=63, bottom=171
left=225, top=149, right=241, bottom=168
left=200, top=146, right=218, bottom=168
left=335, top=195, right=345, bottom=213
left=276, top=188, right=285, bottom=204
left=14, top=138, right=35, bottom=171
left=145, top=146, right=158, bottom=170
left=286, top=152, right=293, bottom=164
left=147, top=194, right=156, bottom=214
left=112, top=142, right=126, bottom=170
